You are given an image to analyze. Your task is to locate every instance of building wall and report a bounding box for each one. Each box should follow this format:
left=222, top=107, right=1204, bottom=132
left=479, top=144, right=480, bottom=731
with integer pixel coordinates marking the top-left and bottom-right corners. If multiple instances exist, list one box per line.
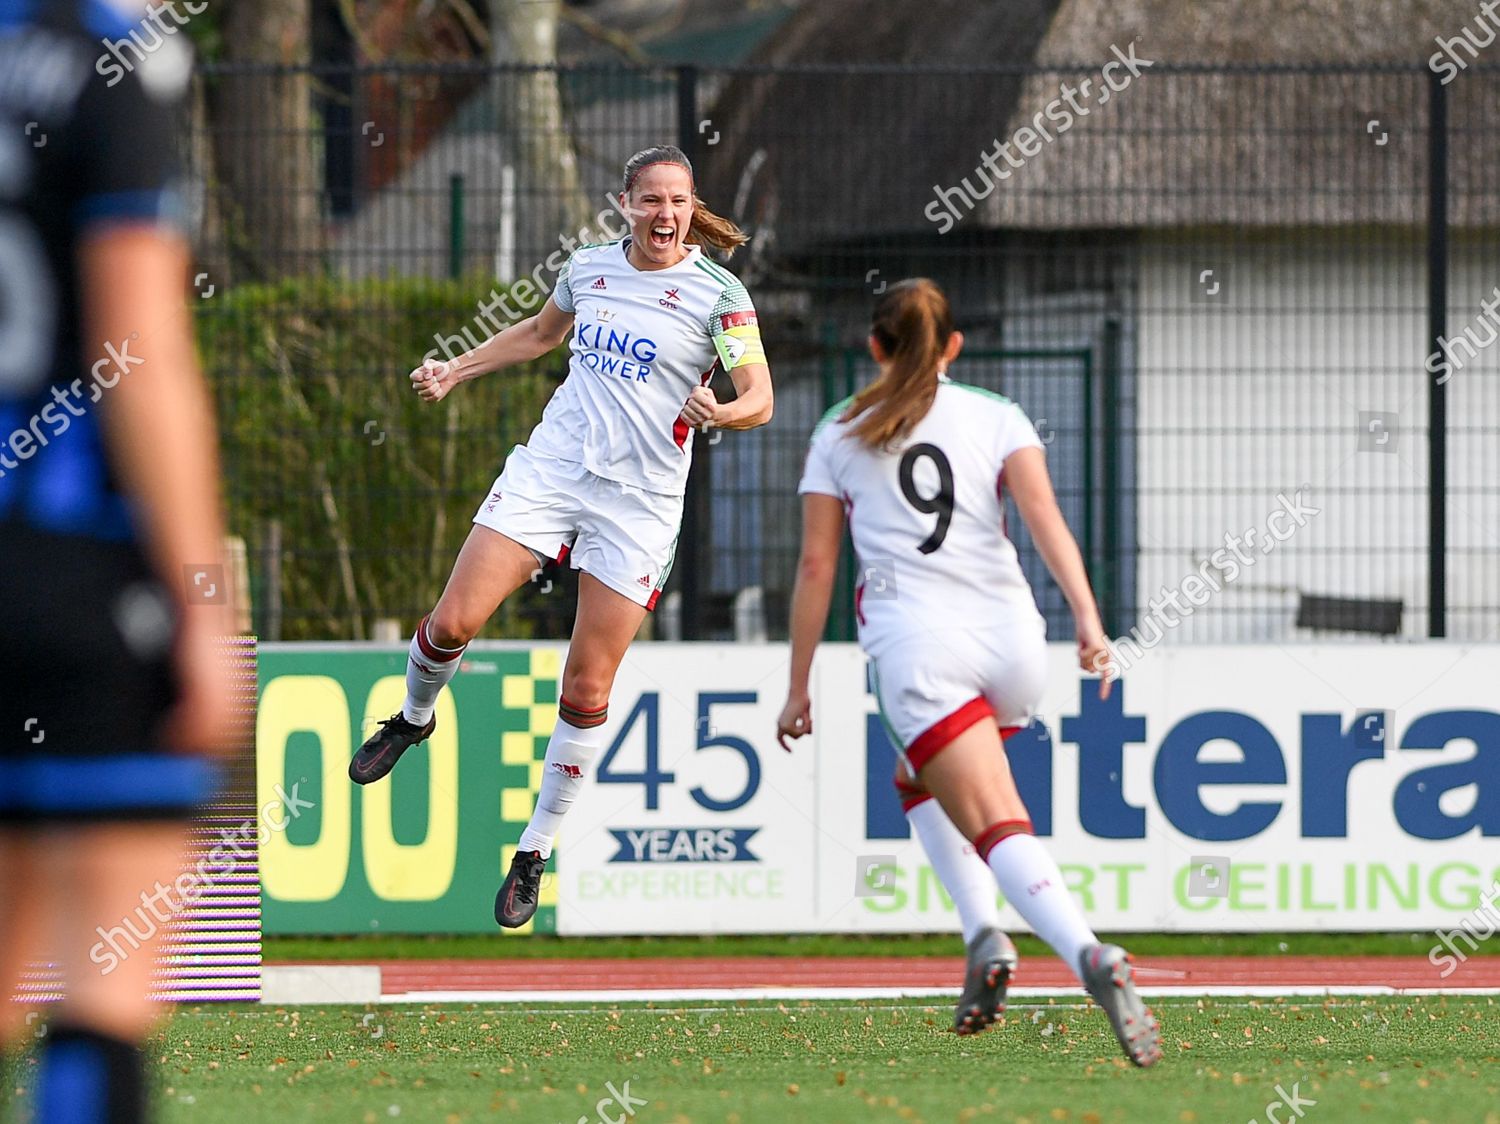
left=1136, top=230, right=1499, bottom=643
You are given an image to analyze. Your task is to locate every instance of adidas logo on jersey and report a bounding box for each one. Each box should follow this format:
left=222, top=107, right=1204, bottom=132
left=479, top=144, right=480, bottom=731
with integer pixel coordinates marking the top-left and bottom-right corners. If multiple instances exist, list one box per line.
left=591, top=276, right=607, bottom=290
left=718, top=335, right=748, bottom=366
left=637, top=574, right=652, bottom=588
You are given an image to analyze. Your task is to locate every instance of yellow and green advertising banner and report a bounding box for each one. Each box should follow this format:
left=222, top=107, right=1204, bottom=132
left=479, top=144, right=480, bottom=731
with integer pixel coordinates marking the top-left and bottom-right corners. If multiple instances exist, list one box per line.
left=256, top=644, right=564, bottom=934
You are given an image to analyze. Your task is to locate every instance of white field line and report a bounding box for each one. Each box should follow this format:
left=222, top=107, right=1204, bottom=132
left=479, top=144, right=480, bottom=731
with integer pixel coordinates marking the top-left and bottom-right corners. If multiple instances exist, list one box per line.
left=369, top=984, right=1500, bottom=1005
left=195, top=996, right=1499, bottom=1019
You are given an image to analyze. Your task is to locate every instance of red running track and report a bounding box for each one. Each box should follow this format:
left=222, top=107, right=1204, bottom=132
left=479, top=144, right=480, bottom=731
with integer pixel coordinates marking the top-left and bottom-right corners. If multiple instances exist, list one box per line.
left=325, top=955, right=1500, bottom=995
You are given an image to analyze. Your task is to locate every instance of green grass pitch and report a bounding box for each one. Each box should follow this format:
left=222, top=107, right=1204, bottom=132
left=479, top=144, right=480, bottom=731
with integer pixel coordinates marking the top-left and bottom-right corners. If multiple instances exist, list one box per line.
left=16, top=996, right=1493, bottom=1123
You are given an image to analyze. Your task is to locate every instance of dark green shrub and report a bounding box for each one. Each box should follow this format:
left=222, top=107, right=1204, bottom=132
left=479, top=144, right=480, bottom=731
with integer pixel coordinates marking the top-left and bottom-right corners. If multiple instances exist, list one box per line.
left=198, top=274, right=569, bottom=640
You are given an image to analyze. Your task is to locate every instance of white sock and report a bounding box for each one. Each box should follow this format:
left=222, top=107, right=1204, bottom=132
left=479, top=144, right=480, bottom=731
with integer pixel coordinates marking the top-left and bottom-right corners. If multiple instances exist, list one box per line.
left=906, top=798, right=1002, bottom=945
left=403, top=615, right=465, bottom=724
left=984, top=832, right=1098, bottom=981
left=516, top=710, right=609, bottom=859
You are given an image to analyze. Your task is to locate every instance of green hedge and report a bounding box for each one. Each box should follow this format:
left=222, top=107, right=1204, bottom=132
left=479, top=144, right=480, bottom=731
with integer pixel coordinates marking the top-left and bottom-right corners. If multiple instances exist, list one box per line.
left=198, top=274, right=570, bottom=640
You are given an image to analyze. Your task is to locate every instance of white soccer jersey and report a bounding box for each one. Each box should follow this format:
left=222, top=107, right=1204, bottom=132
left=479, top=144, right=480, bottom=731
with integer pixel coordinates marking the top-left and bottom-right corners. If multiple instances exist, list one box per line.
left=526, top=238, right=765, bottom=497
left=799, top=377, right=1046, bottom=658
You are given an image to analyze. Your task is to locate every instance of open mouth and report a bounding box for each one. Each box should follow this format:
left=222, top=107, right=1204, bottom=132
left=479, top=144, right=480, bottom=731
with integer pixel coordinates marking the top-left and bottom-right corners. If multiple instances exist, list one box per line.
left=649, top=225, right=675, bottom=249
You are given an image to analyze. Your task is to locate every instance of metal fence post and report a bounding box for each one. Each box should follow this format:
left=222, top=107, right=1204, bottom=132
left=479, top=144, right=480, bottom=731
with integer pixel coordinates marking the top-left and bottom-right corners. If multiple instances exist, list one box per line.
left=676, top=64, right=708, bottom=639
left=449, top=173, right=465, bottom=280
left=1427, top=70, right=1448, bottom=639
left=1080, top=347, right=1095, bottom=593
left=1101, top=316, right=1124, bottom=640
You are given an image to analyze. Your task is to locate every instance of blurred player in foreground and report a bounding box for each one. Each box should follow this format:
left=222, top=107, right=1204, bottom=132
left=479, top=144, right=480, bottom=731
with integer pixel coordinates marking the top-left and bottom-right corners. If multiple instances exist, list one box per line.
left=777, top=278, right=1161, bottom=1066
left=347, top=145, right=773, bottom=931
left=0, top=1, right=236, bottom=1119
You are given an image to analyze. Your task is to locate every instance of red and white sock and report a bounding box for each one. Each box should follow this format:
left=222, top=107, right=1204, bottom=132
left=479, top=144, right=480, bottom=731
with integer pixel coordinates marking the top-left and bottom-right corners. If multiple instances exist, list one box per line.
left=899, top=778, right=1001, bottom=945
left=402, top=614, right=465, bottom=724
left=517, top=698, right=609, bottom=860
left=979, top=823, right=1097, bottom=981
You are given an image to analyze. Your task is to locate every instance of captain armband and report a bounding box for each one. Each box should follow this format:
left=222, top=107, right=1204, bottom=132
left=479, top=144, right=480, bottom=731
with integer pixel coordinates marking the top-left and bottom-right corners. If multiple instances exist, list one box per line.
left=712, top=311, right=767, bottom=370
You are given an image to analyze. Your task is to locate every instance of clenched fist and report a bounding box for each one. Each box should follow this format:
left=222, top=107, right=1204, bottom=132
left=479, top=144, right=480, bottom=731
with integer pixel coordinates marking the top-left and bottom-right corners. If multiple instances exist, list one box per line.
left=679, top=384, right=720, bottom=431
left=410, top=357, right=456, bottom=403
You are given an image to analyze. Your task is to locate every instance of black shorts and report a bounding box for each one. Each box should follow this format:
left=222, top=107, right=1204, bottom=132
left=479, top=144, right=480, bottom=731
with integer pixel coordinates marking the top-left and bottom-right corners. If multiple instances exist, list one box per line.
left=0, top=522, right=221, bottom=822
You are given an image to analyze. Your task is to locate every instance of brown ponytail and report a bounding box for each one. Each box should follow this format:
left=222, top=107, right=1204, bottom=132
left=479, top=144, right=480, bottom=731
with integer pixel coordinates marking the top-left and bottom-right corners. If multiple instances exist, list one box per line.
left=622, top=144, right=750, bottom=255
left=687, top=198, right=750, bottom=253
left=844, top=278, right=953, bottom=449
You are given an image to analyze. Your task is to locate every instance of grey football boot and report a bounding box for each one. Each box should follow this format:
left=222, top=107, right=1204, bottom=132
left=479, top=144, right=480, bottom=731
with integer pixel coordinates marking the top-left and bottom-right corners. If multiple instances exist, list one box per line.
left=1079, top=943, right=1163, bottom=1066
left=954, top=927, right=1018, bottom=1035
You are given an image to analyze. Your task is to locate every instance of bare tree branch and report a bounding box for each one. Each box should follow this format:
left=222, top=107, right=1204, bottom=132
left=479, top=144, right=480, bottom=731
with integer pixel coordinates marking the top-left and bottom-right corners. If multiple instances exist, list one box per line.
left=634, top=0, right=690, bottom=44
left=558, top=5, right=652, bottom=65
left=334, top=0, right=382, bottom=61
left=446, top=0, right=491, bottom=51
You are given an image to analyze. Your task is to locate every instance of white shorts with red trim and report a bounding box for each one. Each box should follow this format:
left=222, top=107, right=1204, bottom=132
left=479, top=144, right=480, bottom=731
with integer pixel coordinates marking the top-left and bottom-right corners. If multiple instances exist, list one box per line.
left=473, top=444, right=682, bottom=609
left=870, top=617, right=1047, bottom=772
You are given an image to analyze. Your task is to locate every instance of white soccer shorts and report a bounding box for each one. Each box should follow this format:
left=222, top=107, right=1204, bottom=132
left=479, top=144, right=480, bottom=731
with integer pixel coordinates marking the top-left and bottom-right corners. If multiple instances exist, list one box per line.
left=869, top=615, right=1048, bottom=772
left=472, top=444, right=681, bottom=609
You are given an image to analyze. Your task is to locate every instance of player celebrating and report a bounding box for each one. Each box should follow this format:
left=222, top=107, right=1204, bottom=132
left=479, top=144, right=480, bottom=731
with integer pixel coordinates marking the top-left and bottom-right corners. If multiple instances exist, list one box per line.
left=0, top=2, right=238, bottom=1119
left=348, top=145, right=773, bottom=931
left=776, top=278, right=1160, bottom=1066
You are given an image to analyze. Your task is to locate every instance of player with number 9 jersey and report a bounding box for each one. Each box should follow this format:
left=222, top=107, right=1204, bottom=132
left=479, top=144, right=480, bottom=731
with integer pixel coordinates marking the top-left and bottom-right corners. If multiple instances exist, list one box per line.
left=800, top=365, right=1050, bottom=749
left=777, top=279, right=1161, bottom=1067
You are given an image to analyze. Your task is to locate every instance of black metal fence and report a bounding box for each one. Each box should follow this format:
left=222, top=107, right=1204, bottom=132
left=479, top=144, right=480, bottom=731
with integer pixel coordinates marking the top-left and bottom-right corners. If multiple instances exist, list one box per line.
left=189, top=61, right=1500, bottom=643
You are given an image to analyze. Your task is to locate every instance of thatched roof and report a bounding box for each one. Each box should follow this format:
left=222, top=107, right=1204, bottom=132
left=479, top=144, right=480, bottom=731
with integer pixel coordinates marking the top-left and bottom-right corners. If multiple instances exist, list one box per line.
left=983, top=0, right=1500, bottom=228
left=699, top=0, right=1500, bottom=242
left=697, top=0, right=1061, bottom=244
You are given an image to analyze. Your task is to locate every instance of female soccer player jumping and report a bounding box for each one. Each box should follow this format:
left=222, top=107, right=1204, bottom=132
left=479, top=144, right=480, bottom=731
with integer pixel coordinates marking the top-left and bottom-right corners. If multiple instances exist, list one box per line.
left=349, top=145, right=773, bottom=930
left=776, top=278, right=1160, bottom=1066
